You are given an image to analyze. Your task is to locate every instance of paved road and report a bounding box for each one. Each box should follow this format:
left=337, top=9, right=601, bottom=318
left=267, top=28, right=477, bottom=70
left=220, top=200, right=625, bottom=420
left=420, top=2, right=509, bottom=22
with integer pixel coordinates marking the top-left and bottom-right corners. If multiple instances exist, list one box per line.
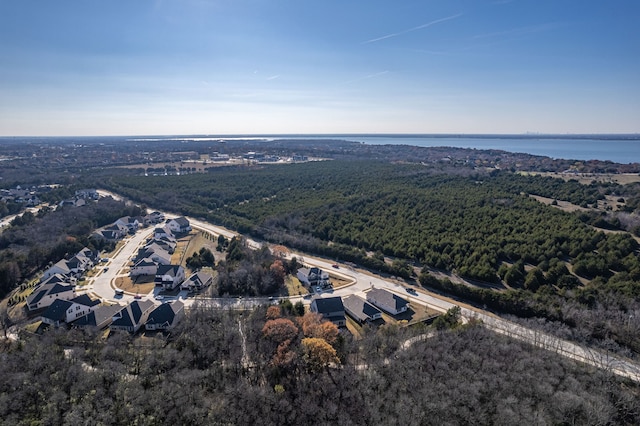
left=79, top=226, right=157, bottom=303
left=87, top=192, right=640, bottom=382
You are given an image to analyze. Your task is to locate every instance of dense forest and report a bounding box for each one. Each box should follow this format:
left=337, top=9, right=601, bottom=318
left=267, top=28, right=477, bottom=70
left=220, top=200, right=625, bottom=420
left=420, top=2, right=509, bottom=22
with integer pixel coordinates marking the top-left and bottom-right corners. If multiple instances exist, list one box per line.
left=1, top=305, right=639, bottom=425
left=97, top=161, right=640, bottom=354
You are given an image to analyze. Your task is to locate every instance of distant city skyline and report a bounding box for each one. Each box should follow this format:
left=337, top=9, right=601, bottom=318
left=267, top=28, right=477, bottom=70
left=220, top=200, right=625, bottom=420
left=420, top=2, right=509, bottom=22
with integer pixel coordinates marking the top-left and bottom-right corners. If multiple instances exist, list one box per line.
left=1, top=0, right=638, bottom=136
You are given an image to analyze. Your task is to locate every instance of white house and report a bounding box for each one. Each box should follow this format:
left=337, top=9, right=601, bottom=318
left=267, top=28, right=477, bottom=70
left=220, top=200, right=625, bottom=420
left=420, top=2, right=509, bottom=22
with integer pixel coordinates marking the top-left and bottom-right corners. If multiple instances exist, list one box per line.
left=27, top=283, right=76, bottom=311
left=297, top=267, right=330, bottom=287
left=137, top=244, right=172, bottom=265
left=181, top=271, right=214, bottom=292
left=40, top=295, right=101, bottom=327
left=154, top=225, right=174, bottom=240
left=130, top=258, right=158, bottom=277
left=115, top=216, right=141, bottom=233
left=42, top=260, right=72, bottom=281
left=167, top=217, right=191, bottom=234
left=110, top=300, right=155, bottom=333
left=144, top=211, right=165, bottom=225
left=155, top=265, right=186, bottom=290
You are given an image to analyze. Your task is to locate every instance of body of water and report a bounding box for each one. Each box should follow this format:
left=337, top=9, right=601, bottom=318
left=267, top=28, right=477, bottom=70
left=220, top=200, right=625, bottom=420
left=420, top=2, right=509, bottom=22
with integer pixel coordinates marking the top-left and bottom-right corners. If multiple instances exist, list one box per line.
left=273, top=135, right=640, bottom=164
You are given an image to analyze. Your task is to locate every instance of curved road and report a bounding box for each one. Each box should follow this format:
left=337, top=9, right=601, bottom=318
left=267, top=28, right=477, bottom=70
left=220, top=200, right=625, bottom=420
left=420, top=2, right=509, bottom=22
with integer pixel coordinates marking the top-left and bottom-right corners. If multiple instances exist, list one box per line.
left=84, top=193, right=640, bottom=383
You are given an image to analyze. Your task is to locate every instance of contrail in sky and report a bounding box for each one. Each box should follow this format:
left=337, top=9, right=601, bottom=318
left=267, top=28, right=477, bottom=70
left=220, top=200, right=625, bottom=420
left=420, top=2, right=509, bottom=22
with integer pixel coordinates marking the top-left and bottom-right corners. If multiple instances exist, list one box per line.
left=363, top=13, right=463, bottom=44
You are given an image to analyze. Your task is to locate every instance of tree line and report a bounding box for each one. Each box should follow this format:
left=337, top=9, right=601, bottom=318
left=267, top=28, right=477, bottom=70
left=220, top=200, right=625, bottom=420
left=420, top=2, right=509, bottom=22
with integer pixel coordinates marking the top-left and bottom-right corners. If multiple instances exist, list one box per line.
left=1, top=305, right=638, bottom=425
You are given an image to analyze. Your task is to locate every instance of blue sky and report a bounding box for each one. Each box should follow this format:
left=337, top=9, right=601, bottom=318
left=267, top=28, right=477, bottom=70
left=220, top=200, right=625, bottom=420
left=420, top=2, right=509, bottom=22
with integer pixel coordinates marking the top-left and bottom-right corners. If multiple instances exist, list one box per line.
left=0, top=0, right=638, bottom=136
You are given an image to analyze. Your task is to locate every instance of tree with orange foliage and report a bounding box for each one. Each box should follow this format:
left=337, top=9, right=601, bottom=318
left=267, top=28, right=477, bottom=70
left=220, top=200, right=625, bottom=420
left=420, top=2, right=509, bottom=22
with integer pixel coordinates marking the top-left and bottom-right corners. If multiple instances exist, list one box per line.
left=265, top=305, right=281, bottom=320
left=262, top=318, right=299, bottom=343
left=271, top=339, right=296, bottom=367
left=269, top=259, right=286, bottom=286
left=301, top=338, right=340, bottom=371
left=299, top=312, right=339, bottom=344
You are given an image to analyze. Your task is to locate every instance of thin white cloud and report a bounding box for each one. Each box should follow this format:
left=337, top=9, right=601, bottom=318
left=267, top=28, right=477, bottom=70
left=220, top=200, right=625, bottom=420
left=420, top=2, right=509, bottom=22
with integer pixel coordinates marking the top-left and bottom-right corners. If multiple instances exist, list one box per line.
left=471, top=23, right=561, bottom=40
left=362, top=13, right=463, bottom=44
left=344, top=71, right=389, bottom=85
left=266, top=75, right=280, bottom=81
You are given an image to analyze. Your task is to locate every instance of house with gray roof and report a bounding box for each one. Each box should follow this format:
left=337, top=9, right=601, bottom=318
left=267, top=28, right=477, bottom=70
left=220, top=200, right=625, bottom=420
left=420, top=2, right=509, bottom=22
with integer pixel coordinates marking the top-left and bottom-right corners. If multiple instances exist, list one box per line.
left=144, top=211, right=165, bottom=225
left=145, top=301, right=185, bottom=331
left=110, top=300, right=155, bottom=333
left=181, top=271, right=213, bottom=292
left=167, top=216, right=191, bottom=234
left=27, top=282, right=76, bottom=311
left=137, top=244, right=172, bottom=265
left=130, top=258, right=158, bottom=277
left=310, top=296, right=346, bottom=327
left=366, top=288, right=409, bottom=316
left=155, top=264, right=186, bottom=290
left=343, top=295, right=383, bottom=323
left=42, top=259, right=72, bottom=281
left=115, top=216, right=141, bottom=233
left=40, top=295, right=101, bottom=327
left=72, top=304, right=122, bottom=330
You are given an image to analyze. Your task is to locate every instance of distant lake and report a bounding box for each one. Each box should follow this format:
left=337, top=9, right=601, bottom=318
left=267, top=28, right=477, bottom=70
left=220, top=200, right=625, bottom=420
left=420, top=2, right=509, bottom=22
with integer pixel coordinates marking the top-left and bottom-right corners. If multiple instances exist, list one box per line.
left=272, top=135, right=640, bottom=164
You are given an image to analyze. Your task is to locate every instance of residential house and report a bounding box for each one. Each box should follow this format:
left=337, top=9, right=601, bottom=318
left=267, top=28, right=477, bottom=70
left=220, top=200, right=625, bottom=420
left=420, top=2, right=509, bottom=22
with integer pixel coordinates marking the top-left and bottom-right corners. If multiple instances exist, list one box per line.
left=144, top=211, right=165, bottom=225
left=310, top=296, right=346, bottom=327
left=145, top=301, right=185, bottom=331
left=75, top=189, right=99, bottom=200
left=27, top=283, right=76, bottom=311
left=65, top=253, right=94, bottom=275
left=155, top=264, right=186, bottom=290
left=59, top=198, right=86, bottom=208
left=92, top=223, right=128, bottom=241
left=40, top=295, right=101, bottom=327
left=77, top=247, right=100, bottom=264
left=130, top=258, right=158, bottom=277
left=297, top=267, right=330, bottom=287
left=144, top=237, right=176, bottom=254
left=115, top=216, right=141, bottom=233
left=167, top=217, right=191, bottom=234
left=72, top=304, right=122, bottom=330
left=40, top=273, right=72, bottom=286
left=42, top=260, right=72, bottom=281
left=42, top=247, right=98, bottom=281
left=137, top=244, right=172, bottom=265
left=181, top=271, right=213, bottom=292
left=366, top=288, right=410, bottom=316
left=153, top=225, right=174, bottom=240
left=110, top=300, right=155, bottom=333
left=343, top=295, right=383, bottom=324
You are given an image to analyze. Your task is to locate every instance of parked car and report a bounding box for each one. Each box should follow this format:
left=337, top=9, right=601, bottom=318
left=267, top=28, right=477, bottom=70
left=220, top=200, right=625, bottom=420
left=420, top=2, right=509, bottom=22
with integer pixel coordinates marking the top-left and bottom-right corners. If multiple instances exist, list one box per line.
left=405, top=287, right=417, bottom=295
left=332, top=264, right=339, bottom=269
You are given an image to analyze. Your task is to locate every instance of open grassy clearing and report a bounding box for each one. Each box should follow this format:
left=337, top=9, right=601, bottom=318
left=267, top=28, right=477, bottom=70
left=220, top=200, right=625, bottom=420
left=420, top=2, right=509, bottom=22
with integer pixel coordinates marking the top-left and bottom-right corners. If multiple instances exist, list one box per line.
left=115, top=274, right=156, bottom=295
left=521, top=171, right=640, bottom=185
